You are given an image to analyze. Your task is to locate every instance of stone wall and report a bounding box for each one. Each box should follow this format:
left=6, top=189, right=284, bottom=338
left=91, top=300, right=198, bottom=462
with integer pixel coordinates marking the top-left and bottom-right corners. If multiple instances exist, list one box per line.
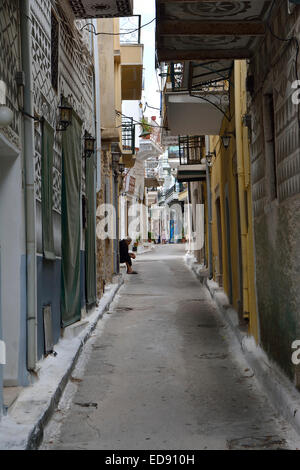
left=249, top=2, right=300, bottom=381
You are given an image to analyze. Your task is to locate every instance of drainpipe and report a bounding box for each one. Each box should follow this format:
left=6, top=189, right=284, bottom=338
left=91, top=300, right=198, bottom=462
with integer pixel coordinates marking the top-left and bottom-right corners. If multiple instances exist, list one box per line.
left=234, top=61, right=250, bottom=317
left=20, top=0, right=37, bottom=371
left=205, top=136, right=213, bottom=279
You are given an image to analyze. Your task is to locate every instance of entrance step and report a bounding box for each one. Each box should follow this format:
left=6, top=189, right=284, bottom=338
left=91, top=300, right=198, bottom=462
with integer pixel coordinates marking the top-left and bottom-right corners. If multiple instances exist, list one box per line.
left=63, top=320, right=90, bottom=339
left=3, top=387, right=23, bottom=415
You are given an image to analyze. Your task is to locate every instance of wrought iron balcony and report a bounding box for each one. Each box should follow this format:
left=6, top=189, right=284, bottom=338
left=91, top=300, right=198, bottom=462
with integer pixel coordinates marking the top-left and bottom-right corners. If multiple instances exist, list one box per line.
left=179, top=136, right=204, bottom=166
left=167, top=60, right=231, bottom=93
left=164, top=60, right=231, bottom=135
left=122, top=117, right=135, bottom=155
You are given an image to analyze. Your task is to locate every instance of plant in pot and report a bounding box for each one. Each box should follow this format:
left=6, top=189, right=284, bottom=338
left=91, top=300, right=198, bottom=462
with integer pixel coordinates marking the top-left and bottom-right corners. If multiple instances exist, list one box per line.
left=140, top=117, right=152, bottom=139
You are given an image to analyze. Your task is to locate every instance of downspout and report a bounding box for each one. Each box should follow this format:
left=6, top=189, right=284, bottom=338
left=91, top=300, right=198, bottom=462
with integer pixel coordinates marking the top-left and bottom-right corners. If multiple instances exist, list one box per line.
left=20, top=0, right=37, bottom=371
left=234, top=61, right=250, bottom=318
left=205, top=136, right=213, bottom=279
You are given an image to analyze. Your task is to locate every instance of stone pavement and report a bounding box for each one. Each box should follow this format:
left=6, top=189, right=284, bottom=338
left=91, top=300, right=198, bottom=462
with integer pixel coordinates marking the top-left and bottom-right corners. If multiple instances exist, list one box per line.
left=41, top=245, right=300, bottom=450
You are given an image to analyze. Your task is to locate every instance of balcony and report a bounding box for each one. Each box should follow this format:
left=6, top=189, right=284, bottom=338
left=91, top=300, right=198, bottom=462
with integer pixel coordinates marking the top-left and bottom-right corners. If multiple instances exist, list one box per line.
left=120, top=117, right=136, bottom=168
left=120, top=17, right=144, bottom=101
left=177, top=136, right=206, bottom=183
left=122, top=117, right=135, bottom=154
left=137, top=139, right=163, bottom=162
left=68, top=0, right=133, bottom=18
left=164, top=61, right=231, bottom=135
left=156, top=0, right=272, bottom=62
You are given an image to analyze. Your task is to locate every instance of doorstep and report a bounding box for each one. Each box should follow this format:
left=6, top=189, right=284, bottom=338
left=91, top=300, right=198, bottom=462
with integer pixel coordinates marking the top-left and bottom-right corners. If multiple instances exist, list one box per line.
left=3, top=387, right=23, bottom=415
left=63, top=320, right=90, bottom=339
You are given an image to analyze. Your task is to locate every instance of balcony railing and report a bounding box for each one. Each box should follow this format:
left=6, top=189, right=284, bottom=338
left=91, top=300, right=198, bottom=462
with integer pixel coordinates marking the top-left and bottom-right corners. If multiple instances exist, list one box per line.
left=122, top=117, right=135, bottom=155
left=179, top=136, right=204, bottom=166
left=168, top=61, right=231, bottom=94
left=120, top=15, right=141, bottom=45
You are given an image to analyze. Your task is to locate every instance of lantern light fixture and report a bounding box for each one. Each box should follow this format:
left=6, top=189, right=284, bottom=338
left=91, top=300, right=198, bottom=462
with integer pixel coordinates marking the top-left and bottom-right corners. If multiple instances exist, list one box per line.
left=84, top=131, right=96, bottom=158
left=221, top=131, right=235, bottom=150
left=221, top=135, right=231, bottom=149
left=56, top=95, right=72, bottom=132
left=119, top=162, right=125, bottom=174
left=205, top=150, right=216, bottom=167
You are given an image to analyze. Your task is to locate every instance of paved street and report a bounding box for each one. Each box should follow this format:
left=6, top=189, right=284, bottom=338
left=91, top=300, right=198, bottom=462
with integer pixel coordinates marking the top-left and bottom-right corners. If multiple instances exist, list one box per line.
left=41, top=245, right=300, bottom=450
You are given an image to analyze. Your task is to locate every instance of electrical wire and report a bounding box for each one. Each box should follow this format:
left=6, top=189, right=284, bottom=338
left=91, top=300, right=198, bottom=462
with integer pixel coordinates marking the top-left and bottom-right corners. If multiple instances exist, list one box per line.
left=145, top=102, right=161, bottom=112
left=80, top=17, right=156, bottom=36
left=115, top=110, right=167, bottom=130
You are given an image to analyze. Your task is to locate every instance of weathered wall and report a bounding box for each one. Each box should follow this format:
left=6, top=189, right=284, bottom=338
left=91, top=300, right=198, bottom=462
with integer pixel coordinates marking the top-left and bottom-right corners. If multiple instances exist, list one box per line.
left=97, top=149, right=114, bottom=297
left=0, top=0, right=28, bottom=388
left=249, top=2, right=300, bottom=380
left=31, top=0, right=95, bottom=351
left=210, top=62, right=258, bottom=339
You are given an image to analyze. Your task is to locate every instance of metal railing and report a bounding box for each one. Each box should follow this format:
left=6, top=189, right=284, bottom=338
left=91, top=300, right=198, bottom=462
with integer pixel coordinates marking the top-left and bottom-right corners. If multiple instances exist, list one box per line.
left=119, top=15, right=141, bottom=44
left=122, top=117, right=135, bottom=154
left=179, top=136, right=204, bottom=166
left=168, top=61, right=230, bottom=94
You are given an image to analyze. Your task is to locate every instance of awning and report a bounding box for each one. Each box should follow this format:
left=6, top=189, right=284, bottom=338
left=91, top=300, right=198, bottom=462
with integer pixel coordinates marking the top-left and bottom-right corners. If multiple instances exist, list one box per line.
left=68, top=0, right=133, bottom=18
left=156, top=0, right=272, bottom=62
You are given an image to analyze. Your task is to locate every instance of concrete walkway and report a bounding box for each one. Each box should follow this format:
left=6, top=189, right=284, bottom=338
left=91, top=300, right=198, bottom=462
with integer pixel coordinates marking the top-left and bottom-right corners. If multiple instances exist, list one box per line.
left=41, top=245, right=300, bottom=450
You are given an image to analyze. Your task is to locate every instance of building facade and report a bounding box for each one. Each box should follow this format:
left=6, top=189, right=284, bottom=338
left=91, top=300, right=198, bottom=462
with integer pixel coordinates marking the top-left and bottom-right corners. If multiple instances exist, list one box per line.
left=155, top=0, right=300, bottom=388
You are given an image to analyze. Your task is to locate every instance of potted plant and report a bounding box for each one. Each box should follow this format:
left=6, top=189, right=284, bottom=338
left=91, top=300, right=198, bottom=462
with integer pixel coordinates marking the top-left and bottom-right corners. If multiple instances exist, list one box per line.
left=140, top=117, right=152, bottom=139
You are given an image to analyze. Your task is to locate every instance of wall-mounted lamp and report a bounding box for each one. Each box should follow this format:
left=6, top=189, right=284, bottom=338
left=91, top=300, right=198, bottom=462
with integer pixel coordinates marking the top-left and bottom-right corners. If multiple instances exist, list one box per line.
left=84, top=131, right=96, bottom=158
left=112, top=152, right=121, bottom=164
left=205, top=150, right=216, bottom=167
left=221, top=135, right=231, bottom=149
left=56, top=96, right=72, bottom=132
left=119, top=163, right=125, bottom=174
left=0, top=104, right=14, bottom=128
left=221, top=132, right=235, bottom=150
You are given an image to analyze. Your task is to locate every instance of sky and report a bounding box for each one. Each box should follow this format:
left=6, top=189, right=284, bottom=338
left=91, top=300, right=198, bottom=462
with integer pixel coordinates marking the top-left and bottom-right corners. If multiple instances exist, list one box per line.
left=133, top=0, right=161, bottom=120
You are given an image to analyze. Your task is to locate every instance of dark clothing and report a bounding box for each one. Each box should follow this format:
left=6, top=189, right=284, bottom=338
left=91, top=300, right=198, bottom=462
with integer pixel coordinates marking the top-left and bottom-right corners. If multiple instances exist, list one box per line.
left=120, top=239, right=132, bottom=266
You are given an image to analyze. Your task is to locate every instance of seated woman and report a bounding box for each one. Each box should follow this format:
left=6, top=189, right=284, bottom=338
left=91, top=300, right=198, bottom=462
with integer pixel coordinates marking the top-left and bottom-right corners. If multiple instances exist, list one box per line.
left=119, top=237, right=137, bottom=274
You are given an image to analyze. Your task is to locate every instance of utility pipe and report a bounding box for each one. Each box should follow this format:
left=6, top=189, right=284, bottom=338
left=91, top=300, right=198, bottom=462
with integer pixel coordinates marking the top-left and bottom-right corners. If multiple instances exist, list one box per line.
left=205, top=136, right=213, bottom=279
left=234, top=61, right=250, bottom=318
left=20, top=0, right=37, bottom=371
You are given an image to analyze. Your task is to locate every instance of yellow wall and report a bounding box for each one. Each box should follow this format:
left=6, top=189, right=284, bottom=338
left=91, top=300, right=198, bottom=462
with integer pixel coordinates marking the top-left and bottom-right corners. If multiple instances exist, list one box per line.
left=209, top=61, right=258, bottom=341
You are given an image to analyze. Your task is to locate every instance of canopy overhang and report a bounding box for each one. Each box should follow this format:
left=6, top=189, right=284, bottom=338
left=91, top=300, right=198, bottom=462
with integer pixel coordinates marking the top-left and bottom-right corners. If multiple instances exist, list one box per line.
left=156, top=0, right=273, bottom=62
left=68, top=0, right=133, bottom=18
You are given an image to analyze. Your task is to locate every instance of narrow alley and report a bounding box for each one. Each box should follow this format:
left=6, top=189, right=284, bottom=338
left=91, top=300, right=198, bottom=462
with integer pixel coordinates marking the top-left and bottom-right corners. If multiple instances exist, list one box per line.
left=41, top=246, right=299, bottom=451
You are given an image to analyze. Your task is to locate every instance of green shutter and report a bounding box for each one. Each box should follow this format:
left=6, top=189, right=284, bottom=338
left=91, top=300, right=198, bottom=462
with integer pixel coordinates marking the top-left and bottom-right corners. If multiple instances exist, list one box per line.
left=61, top=112, right=82, bottom=327
left=41, top=119, right=55, bottom=260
